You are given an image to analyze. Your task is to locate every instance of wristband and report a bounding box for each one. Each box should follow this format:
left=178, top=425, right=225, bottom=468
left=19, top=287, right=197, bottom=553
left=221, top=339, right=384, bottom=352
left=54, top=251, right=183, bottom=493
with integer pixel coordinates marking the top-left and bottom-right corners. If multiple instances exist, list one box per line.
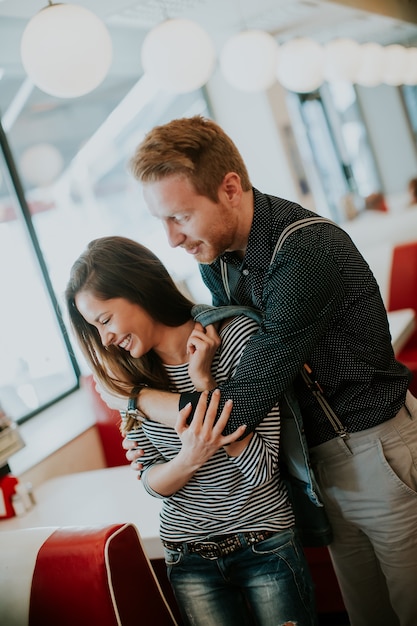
left=126, top=385, right=146, bottom=419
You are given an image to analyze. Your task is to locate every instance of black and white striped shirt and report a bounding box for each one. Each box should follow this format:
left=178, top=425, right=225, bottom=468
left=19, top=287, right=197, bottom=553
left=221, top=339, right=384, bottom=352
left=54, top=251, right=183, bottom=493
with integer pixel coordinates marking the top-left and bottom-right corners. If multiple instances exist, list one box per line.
left=128, top=314, right=294, bottom=542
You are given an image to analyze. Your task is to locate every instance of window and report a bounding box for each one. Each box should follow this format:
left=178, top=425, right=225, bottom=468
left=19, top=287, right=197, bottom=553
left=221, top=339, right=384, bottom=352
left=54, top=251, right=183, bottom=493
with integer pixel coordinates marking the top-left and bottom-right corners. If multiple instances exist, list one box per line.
left=0, top=75, right=211, bottom=423
left=288, top=83, right=380, bottom=222
left=402, top=84, right=417, bottom=145
left=0, top=131, right=78, bottom=422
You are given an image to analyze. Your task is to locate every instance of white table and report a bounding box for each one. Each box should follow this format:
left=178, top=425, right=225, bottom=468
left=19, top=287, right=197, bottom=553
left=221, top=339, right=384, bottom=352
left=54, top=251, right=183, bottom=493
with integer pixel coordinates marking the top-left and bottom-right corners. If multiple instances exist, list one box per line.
left=387, top=308, right=416, bottom=354
left=0, top=466, right=165, bottom=559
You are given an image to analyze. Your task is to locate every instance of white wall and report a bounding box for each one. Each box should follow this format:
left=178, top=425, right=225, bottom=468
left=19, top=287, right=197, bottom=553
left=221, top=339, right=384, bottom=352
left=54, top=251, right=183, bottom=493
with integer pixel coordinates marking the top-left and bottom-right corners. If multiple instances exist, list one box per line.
left=18, top=427, right=106, bottom=489
left=357, top=84, right=417, bottom=195
left=205, top=69, right=304, bottom=203
left=207, top=69, right=417, bottom=210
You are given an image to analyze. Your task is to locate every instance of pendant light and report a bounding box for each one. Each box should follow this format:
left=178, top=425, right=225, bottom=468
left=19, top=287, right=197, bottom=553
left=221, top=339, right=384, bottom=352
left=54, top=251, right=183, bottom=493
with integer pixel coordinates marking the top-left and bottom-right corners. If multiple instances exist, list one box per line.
left=20, top=2, right=113, bottom=98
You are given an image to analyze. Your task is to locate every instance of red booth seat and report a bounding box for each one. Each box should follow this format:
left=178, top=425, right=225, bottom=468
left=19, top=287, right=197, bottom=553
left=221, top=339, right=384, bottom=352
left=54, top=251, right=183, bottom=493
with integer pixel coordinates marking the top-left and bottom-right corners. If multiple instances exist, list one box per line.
left=84, top=375, right=129, bottom=467
left=388, top=240, right=417, bottom=395
left=0, top=523, right=177, bottom=626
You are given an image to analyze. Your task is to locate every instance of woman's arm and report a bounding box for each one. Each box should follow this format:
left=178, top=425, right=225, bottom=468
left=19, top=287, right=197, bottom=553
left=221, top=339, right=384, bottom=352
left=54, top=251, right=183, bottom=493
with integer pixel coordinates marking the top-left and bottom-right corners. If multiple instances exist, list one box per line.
left=228, top=409, right=280, bottom=485
left=144, top=390, right=247, bottom=496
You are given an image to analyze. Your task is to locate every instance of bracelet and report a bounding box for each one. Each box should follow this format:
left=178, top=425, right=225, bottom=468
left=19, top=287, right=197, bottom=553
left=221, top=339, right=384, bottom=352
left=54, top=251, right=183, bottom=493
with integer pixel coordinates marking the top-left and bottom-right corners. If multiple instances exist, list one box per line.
left=126, top=385, right=146, bottom=419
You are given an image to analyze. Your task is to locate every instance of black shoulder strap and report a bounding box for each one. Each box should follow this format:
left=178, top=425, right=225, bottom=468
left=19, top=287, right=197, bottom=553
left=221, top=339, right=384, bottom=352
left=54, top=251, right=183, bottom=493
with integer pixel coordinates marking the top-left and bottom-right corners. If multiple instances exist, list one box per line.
left=218, top=215, right=348, bottom=441
left=270, top=216, right=335, bottom=265
left=220, top=216, right=336, bottom=299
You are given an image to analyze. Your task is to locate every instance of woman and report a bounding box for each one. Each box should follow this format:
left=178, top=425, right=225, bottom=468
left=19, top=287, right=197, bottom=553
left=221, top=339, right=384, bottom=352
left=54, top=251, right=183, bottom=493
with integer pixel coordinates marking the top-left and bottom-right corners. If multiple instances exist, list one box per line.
left=65, top=235, right=317, bottom=626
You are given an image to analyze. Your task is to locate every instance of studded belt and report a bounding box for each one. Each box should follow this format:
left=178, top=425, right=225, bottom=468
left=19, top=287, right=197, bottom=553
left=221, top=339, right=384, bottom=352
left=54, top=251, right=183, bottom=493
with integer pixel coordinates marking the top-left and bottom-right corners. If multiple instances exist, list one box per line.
left=162, top=530, right=276, bottom=560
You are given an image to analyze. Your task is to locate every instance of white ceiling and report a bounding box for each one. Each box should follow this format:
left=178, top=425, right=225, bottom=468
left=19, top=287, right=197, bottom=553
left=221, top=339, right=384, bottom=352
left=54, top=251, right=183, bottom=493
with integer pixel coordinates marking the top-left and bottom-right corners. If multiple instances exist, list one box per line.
left=1, top=0, right=417, bottom=179
left=1, top=0, right=417, bottom=84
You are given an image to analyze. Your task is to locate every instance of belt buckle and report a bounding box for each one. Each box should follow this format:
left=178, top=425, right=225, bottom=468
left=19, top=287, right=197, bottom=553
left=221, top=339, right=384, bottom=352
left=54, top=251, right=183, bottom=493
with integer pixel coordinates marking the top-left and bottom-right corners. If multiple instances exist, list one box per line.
left=193, top=541, right=222, bottom=560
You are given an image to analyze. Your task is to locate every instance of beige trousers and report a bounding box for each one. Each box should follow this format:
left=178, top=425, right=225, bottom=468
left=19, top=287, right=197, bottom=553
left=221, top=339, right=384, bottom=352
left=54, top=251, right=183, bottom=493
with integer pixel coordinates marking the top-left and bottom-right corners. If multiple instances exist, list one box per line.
left=309, top=391, right=417, bottom=626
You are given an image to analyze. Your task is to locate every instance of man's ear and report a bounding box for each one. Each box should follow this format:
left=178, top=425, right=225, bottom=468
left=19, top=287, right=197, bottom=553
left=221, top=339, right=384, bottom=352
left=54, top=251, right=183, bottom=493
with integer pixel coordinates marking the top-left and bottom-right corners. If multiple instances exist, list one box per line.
left=220, top=172, right=242, bottom=204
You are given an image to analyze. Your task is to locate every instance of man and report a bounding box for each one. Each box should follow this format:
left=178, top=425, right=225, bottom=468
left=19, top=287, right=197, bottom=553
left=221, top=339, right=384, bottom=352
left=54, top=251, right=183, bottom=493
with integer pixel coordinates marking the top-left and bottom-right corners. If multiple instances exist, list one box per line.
left=105, top=115, right=417, bottom=626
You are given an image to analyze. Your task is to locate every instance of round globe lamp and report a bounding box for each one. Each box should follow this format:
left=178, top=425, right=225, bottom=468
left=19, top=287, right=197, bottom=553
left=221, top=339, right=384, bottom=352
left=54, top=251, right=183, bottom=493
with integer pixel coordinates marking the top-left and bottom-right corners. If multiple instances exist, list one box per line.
left=276, top=38, right=324, bottom=93
left=323, top=38, right=361, bottom=83
left=19, top=143, right=64, bottom=187
left=354, top=42, right=384, bottom=87
left=141, top=19, right=215, bottom=93
left=382, top=44, right=408, bottom=86
left=20, top=3, right=113, bottom=98
left=220, top=30, right=279, bottom=92
left=403, top=48, right=417, bottom=85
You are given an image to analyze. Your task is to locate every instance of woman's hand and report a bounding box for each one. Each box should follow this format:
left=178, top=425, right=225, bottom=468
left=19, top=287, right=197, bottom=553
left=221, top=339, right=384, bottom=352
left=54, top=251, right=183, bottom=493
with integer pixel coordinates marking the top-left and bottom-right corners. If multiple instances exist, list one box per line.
left=187, top=322, right=220, bottom=391
left=175, top=389, right=246, bottom=470
left=122, top=437, right=144, bottom=478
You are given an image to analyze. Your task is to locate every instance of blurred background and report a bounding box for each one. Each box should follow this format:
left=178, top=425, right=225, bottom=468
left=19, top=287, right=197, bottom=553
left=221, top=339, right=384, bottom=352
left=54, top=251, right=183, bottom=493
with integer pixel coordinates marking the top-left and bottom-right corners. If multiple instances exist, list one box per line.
left=1, top=0, right=417, bottom=423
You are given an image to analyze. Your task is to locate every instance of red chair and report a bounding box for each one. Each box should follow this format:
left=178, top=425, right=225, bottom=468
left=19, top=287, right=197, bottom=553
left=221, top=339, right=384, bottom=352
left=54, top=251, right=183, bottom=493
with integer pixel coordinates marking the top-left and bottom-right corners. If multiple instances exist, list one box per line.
left=388, top=240, right=417, bottom=395
left=83, top=375, right=129, bottom=467
left=0, top=523, right=178, bottom=626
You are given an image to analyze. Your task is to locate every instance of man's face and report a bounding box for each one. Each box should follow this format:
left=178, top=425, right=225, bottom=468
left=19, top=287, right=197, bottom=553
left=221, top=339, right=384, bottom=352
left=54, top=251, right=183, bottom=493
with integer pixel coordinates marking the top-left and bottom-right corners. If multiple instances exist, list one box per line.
left=143, top=174, right=239, bottom=264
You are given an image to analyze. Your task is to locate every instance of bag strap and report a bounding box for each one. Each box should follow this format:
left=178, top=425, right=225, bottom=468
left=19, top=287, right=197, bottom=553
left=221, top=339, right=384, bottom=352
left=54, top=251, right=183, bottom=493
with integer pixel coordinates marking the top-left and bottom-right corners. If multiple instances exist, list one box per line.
left=220, top=216, right=336, bottom=299
left=270, top=216, right=335, bottom=265
left=220, top=261, right=231, bottom=302
left=300, top=365, right=349, bottom=441
left=220, top=215, right=349, bottom=441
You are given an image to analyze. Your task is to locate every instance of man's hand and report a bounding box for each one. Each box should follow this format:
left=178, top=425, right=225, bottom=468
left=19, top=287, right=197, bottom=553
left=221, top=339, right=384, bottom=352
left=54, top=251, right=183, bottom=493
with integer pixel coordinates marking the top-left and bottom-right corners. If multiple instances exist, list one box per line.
left=187, top=322, right=220, bottom=391
left=122, top=437, right=144, bottom=479
left=175, top=389, right=246, bottom=470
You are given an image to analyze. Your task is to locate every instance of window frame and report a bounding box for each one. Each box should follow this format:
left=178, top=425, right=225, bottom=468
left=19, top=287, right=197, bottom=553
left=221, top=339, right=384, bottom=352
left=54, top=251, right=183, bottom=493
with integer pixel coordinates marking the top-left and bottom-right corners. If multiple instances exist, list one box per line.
left=0, top=120, right=80, bottom=424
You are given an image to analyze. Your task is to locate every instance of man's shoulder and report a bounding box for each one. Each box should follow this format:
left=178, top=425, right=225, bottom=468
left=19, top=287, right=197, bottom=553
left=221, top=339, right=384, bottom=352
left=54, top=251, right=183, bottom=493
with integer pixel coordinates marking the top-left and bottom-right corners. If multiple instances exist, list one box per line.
left=255, top=190, right=350, bottom=245
left=268, top=195, right=315, bottom=221
left=253, top=188, right=314, bottom=229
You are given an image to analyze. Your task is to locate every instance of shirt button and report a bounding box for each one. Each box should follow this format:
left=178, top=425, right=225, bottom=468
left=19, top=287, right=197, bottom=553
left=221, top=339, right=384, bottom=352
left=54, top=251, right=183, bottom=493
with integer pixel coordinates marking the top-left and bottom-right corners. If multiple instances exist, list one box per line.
left=242, top=269, right=249, bottom=276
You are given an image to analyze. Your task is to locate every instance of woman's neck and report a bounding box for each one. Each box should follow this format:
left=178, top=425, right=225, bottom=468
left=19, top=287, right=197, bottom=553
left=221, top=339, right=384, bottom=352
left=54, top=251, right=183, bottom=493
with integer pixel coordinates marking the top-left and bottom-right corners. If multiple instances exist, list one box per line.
left=154, top=319, right=194, bottom=365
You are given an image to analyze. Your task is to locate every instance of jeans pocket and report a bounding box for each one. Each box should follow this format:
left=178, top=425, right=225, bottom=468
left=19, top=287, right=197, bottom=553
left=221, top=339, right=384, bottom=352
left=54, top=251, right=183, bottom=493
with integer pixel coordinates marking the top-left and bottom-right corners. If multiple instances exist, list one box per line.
left=251, top=528, right=295, bottom=556
left=164, top=547, right=184, bottom=567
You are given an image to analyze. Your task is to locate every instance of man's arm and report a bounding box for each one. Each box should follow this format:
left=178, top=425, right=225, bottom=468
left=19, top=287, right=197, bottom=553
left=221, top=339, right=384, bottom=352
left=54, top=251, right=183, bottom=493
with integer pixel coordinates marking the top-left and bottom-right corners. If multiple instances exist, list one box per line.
left=97, top=322, right=220, bottom=428
left=192, top=244, right=346, bottom=435
left=137, top=322, right=220, bottom=425
left=127, top=391, right=248, bottom=487
left=121, top=394, right=176, bottom=477
left=110, top=246, right=345, bottom=438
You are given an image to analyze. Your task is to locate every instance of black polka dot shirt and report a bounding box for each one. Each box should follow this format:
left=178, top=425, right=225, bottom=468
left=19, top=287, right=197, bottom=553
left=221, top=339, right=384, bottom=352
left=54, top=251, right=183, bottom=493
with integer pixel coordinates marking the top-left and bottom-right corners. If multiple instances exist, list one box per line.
left=181, top=188, right=410, bottom=446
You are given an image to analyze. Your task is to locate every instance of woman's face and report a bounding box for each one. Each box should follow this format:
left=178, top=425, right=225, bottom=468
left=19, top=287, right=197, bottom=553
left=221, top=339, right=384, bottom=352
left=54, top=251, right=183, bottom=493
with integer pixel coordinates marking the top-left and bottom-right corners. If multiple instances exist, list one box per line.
left=75, top=290, right=158, bottom=359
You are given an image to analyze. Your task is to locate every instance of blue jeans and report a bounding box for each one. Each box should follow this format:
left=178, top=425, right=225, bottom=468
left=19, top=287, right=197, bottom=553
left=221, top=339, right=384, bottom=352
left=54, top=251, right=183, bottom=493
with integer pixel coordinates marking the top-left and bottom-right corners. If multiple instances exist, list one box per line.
left=164, top=527, right=318, bottom=626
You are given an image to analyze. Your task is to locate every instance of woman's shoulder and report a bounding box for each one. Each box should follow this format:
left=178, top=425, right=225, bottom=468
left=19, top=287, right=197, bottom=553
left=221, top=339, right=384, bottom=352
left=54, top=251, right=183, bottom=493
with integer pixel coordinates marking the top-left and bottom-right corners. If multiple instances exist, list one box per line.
left=219, top=314, right=259, bottom=351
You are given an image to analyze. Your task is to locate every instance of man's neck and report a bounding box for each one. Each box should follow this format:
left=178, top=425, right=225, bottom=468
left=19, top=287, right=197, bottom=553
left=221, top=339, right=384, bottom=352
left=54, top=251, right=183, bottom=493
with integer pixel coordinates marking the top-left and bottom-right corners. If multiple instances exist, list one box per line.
left=231, top=188, right=254, bottom=257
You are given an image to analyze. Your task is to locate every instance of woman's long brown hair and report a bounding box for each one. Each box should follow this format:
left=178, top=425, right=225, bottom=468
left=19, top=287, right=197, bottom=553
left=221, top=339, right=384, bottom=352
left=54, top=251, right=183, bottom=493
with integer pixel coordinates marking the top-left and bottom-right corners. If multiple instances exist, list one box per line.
left=65, top=236, right=194, bottom=398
